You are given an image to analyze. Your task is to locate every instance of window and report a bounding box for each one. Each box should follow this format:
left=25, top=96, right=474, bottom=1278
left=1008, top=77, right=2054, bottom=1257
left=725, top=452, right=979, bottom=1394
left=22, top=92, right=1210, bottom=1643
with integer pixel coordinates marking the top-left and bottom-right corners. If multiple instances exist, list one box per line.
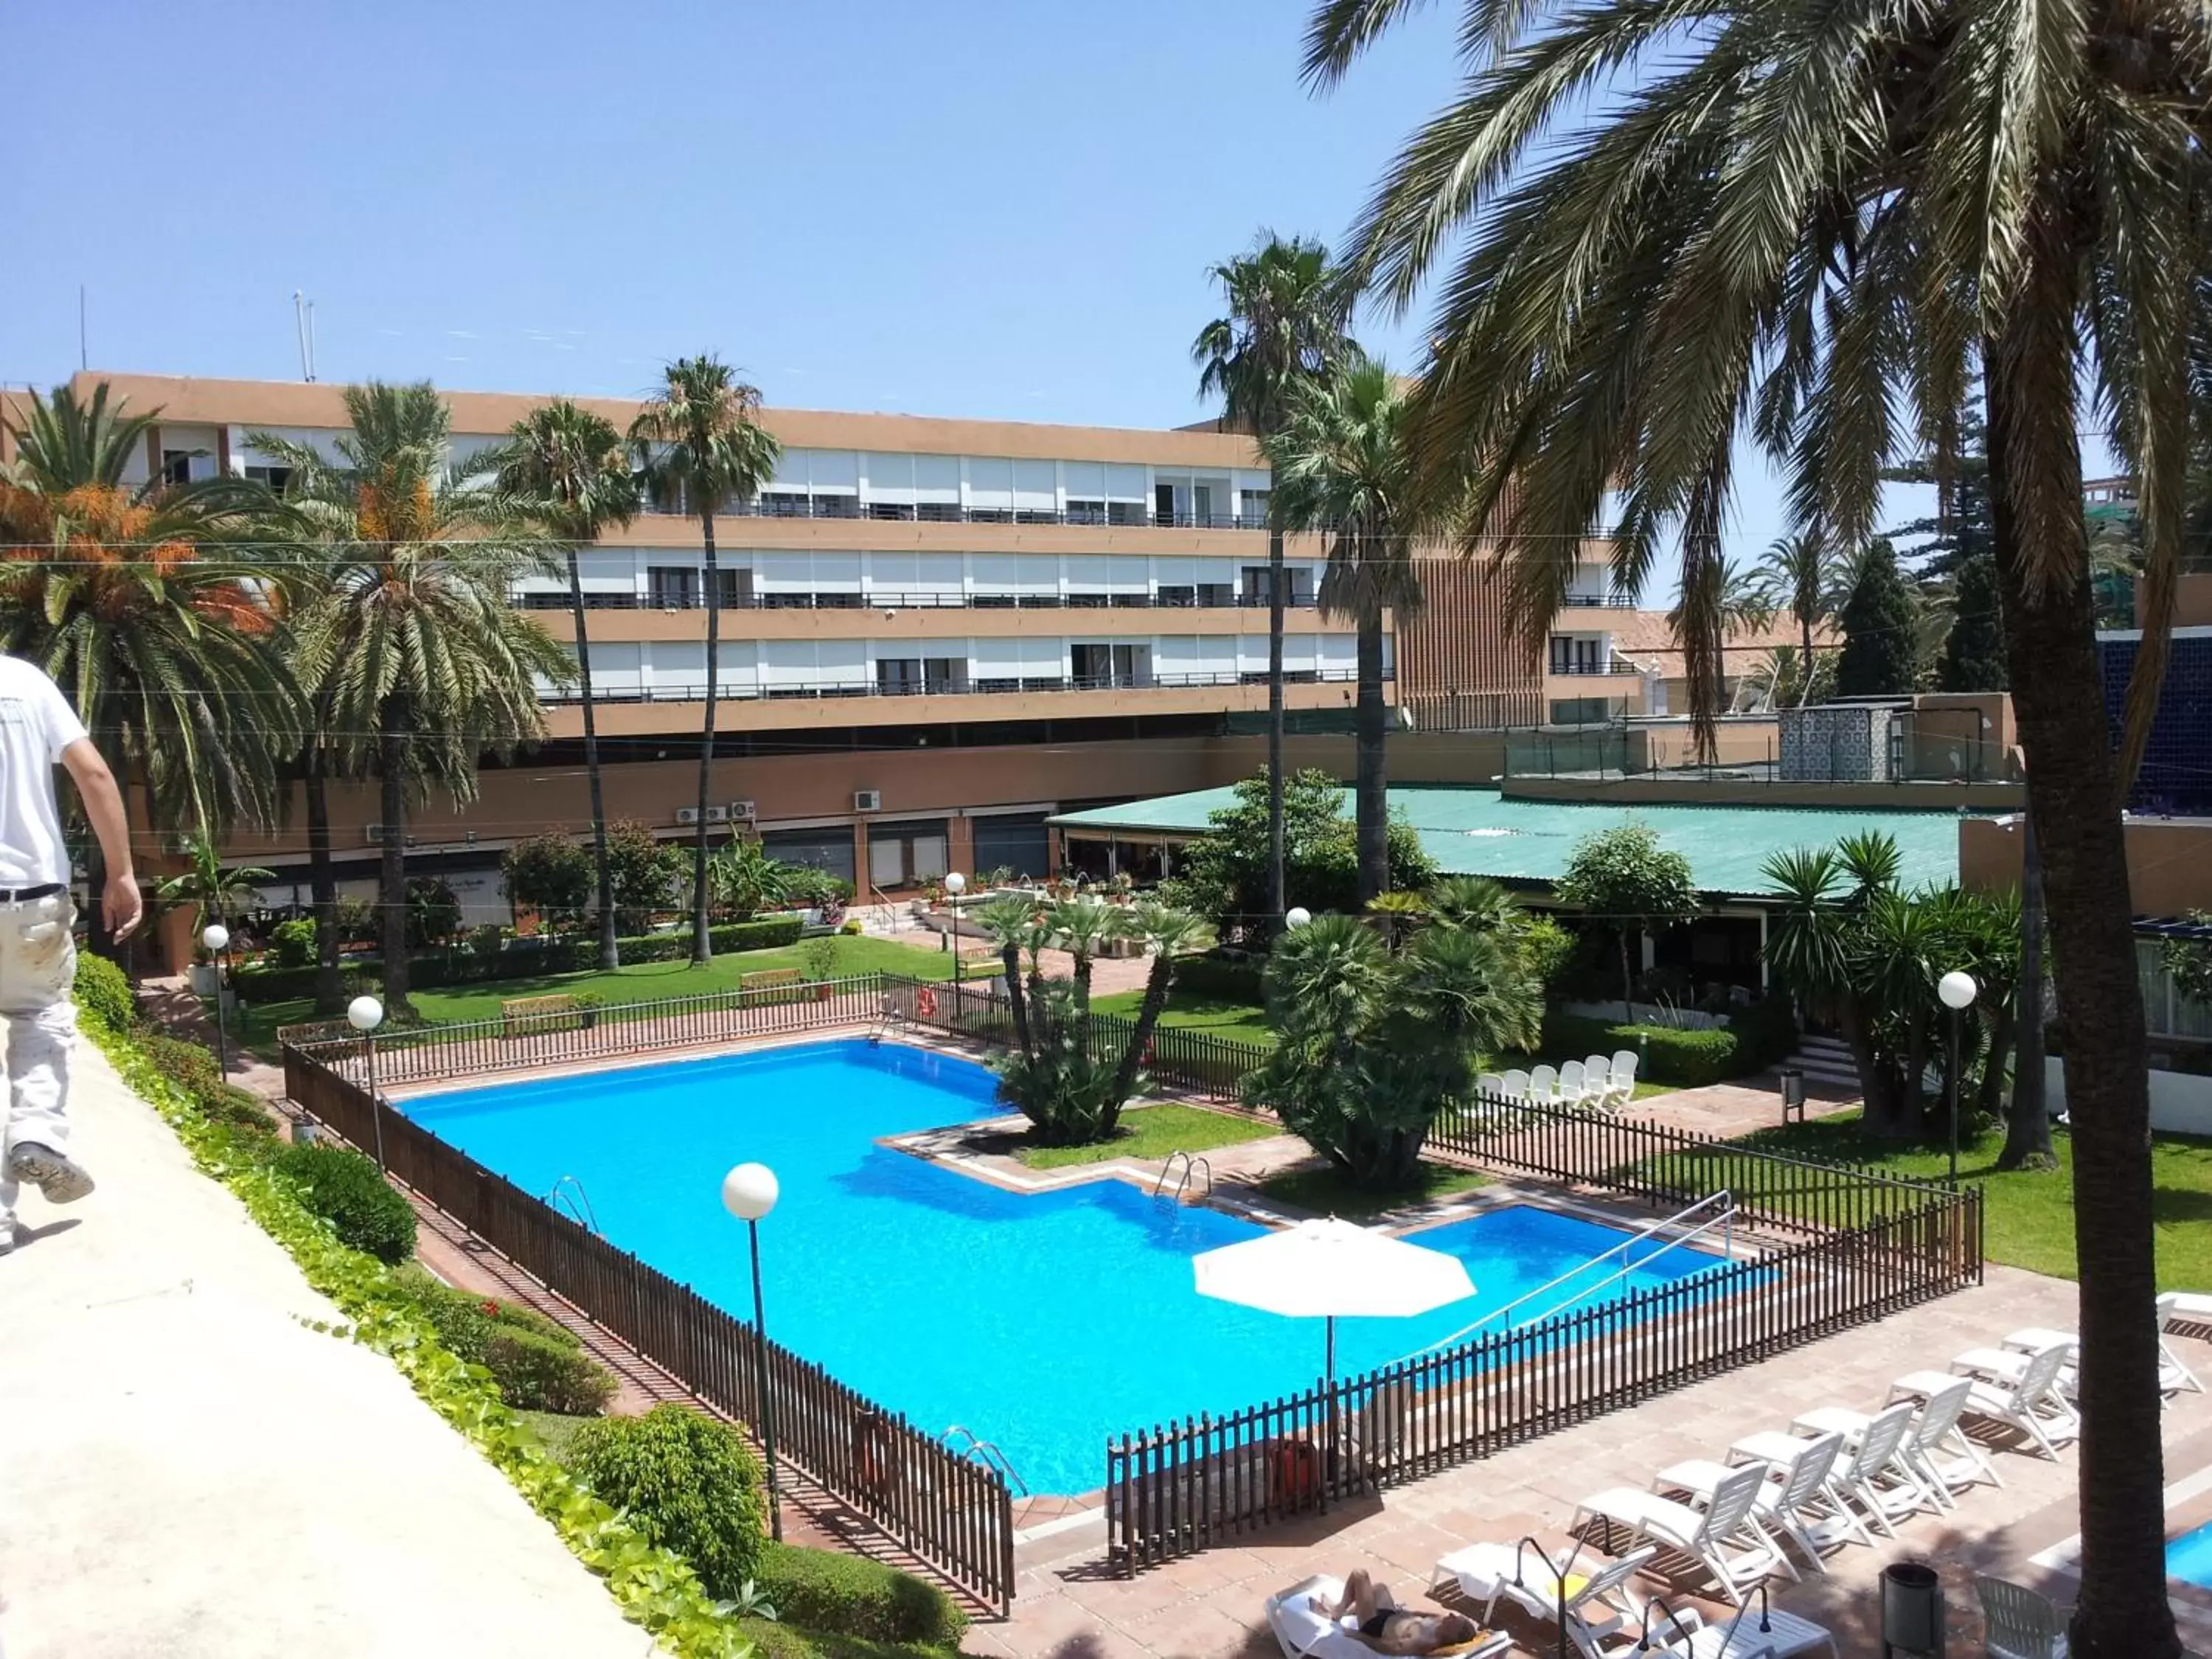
left=1192, top=484, right=1214, bottom=524
left=1242, top=566, right=1308, bottom=605
left=648, top=567, right=701, bottom=609
left=716, top=568, right=751, bottom=609
left=1549, top=636, right=1601, bottom=673
left=924, top=656, right=965, bottom=694
left=243, top=463, right=293, bottom=493
left=1197, top=580, right=1234, bottom=607
left=1241, top=490, right=1270, bottom=526
left=161, top=449, right=216, bottom=485
left=1066, top=498, right=1106, bottom=526
left=1107, top=501, right=1145, bottom=526
left=877, top=658, right=923, bottom=695
left=1155, top=483, right=1176, bottom=523
left=1072, top=643, right=1149, bottom=689
left=1157, top=585, right=1197, bottom=608
left=759, top=490, right=810, bottom=518
left=866, top=819, right=950, bottom=889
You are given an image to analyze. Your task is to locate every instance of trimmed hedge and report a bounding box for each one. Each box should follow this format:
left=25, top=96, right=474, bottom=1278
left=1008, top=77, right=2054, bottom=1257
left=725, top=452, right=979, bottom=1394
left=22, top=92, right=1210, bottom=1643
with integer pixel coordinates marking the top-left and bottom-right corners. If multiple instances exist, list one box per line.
left=1540, top=1009, right=1775, bottom=1088
left=271, top=1141, right=418, bottom=1262
left=232, top=917, right=806, bottom=1004
left=751, top=1542, right=967, bottom=1649
left=568, top=1406, right=767, bottom=1599
left=1169, top=951, right=1267, bottom=1006
left=390, top=1267, right=616, bottom=1414
left=74, top=952, right=138, bottom=1032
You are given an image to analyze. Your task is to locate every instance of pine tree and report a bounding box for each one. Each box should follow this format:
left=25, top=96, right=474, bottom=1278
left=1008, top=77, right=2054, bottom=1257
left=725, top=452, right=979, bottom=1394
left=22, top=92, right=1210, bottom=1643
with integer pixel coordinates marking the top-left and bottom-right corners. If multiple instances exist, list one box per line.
left=1938, top=553, right=2009, bottom=691
left=1834, top=539, right=1922, bottom=696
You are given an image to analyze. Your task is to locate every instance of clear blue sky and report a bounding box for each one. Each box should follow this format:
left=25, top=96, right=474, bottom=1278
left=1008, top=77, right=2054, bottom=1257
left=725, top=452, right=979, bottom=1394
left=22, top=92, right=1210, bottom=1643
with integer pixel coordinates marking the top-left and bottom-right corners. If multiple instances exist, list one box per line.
left=5, top=0, right=1977, bottom=585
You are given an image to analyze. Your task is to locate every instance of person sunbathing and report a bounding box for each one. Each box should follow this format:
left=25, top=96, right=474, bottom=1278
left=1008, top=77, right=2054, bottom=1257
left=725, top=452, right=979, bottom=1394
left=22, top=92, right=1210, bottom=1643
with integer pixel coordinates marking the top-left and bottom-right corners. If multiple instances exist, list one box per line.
left=1312, top=1571, right=1482, bottom=1655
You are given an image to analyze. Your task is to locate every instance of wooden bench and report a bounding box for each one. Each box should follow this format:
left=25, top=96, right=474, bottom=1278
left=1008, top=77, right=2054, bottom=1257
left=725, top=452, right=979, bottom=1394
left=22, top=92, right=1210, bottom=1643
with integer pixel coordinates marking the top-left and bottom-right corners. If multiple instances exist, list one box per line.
left=501, top=993, right=585, bottom=1037
left=738, top=967, right=809, bottom=1006
left=958, top=943, right=1003, bottom=967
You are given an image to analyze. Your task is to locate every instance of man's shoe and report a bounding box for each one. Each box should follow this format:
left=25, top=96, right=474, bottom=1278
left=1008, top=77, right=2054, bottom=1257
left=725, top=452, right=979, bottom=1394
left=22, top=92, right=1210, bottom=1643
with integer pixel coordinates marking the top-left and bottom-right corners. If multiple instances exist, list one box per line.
left=6, top=1142, right=94, bottom=1204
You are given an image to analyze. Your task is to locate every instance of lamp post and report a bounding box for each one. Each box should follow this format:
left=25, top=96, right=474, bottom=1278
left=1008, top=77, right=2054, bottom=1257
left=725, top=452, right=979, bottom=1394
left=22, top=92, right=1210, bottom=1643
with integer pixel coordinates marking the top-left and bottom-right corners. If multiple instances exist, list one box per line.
left=722, top=1161, right=785, bottom=1541
left=348, top=994, right=386, bottom=1169
left=945, top=872, right=966, bottom=987
left=1938, top=970, right=1978, bottom=1188
left=201, top=923, right=232, bottom=1079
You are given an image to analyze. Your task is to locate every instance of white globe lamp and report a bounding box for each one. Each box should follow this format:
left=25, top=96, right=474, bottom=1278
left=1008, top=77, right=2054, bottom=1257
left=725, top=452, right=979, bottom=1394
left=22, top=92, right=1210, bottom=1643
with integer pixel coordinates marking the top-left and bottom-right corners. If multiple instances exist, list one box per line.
left=721, top=1161, right=780, bottom=1222
left=1284, top=907, right=1313, bottom=931
left=722, top=1159, right=785, bottom=1539
left=201, top=922, right=229, bottom=954
left=1936, top=970, right=1978, bottom=1188
left=347, top=994, right=384, bottom=1032
left=1938, top=970, right=1978, bottom=1010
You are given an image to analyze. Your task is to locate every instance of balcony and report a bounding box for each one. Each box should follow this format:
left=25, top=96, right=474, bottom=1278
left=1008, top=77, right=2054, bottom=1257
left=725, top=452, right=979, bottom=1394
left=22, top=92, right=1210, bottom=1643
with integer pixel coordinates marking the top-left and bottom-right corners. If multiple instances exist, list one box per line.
left=638, top=493, right=1272, bottom=531
left=540, top=667, right=1363, bottom=708
left=1546, top=658, right=1641, bottom=676
left=1559, top=592, right=1635, bottom=608
left=518, top=588, right=1322, bottom=613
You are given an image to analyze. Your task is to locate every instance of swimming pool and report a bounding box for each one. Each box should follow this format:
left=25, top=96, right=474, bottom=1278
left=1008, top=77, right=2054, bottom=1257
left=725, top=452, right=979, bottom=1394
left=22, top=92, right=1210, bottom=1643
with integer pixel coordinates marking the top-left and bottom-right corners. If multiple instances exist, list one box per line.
left=2169, top=1518, right=2212, bottom=1585
left=406, top=1039, right=1731, bottom=1494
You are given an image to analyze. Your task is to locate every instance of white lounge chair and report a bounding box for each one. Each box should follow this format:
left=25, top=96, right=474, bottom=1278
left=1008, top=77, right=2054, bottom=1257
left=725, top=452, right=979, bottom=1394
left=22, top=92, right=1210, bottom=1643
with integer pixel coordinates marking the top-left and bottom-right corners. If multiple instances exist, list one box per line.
left=1573, top=1462, right=1788, bottom=1607
left=1499, top=1068, right=1532, bottom=1105
left=1796, top=1381, right=1986, bottom=1509
left=1985, top=1293, right=2202, bottom=1398
left=1793, top=1401, right=1925, bottom=1537
left=1427, top=1542, right=1655, bottom=1656
left=1264, top=1573, right=1510, bottom=1659
left=1895, top=1343, right=2079, bottom=1462
left=1529, top=1063, right=1562, bottom=1106
left=1558, top=1059, right=1590, bottom=1106
left=1977, top=1575, right=2070, bottom=1658
left=1652, top=1434, right=1848, bottom=1573
left=1605, top=1048, right=1640, bottom=1107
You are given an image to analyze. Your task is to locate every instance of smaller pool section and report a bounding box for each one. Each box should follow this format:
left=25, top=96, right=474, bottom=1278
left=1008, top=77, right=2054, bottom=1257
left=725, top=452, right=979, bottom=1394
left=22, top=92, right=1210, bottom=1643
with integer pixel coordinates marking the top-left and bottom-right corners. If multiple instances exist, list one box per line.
left=408, top=1039, right=1739, bottom=1493
left=2168, top=1518, right=2212, bottom=1585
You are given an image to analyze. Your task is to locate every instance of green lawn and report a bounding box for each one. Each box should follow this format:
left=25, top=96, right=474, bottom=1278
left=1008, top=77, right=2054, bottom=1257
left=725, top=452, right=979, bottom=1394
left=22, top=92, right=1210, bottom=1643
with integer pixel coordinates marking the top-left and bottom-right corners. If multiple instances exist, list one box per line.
left=1089, top=988, right=1277, bottom=1048
left=234, top=933, right=960, bottom=1054
left=1254, top=1161, right=1490, bottom=1219
left=1720, top=1113, right=2212, bottom=1289
left=1010, top=1102, right=1280, bottom=1170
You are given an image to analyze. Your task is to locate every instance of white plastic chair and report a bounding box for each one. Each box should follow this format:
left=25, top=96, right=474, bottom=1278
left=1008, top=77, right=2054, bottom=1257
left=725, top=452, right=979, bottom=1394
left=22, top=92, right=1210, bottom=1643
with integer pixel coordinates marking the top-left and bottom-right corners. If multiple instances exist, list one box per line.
left=1558, top=1059, right=1590, bottom=1105
left=1977, top=1576, right=2070, bottom=1658
left=1896, top=1343, right=2078, bottom=1462
left=1529, top=1063, right=1561, bottom=1106
left=1427, top=1542, right=1657, bottom=1655
left=1500, top=1068, right=1531, bottom=1105
left=1583, top=1054, right=1615, bottom=1106
left=1573, top=1462, right=1788, bottom=1607
left=1825, top=1401, right=1927, bottom=1535
left=1606, top=1048, right=1640, bottom=1107
left=1653, top=1433, right=1848, bottom=1576
left=1263, top=1575, right=1390, bottom=1659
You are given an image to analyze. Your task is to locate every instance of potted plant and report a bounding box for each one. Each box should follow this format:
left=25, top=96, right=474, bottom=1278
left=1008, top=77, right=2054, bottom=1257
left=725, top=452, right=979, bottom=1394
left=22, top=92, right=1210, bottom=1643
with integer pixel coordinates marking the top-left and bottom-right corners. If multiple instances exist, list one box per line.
left=801, top=935, right=841, bottom=998
left=572, top=992, right=603, bottom=1031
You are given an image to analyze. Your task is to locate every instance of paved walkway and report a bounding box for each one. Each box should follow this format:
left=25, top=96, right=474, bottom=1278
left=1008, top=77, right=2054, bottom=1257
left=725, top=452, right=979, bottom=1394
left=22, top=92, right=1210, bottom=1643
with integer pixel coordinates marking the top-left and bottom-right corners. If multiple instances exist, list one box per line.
left=983, top=1267, right=2212, bottom=1658
left=0, top=1044, right=647, bottom=1659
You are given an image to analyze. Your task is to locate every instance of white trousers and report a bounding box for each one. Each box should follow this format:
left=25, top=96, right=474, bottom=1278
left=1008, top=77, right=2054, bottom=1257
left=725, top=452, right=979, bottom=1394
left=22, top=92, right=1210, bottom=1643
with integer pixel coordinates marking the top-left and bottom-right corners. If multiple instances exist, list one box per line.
left=0, top=893, right=77, bottom=1231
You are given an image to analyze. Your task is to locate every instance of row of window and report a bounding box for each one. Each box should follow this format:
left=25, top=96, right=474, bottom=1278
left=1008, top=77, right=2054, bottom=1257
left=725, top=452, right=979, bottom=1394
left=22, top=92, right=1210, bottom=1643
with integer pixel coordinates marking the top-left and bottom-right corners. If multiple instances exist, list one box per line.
left=518, top=562, right=1319, bottom=611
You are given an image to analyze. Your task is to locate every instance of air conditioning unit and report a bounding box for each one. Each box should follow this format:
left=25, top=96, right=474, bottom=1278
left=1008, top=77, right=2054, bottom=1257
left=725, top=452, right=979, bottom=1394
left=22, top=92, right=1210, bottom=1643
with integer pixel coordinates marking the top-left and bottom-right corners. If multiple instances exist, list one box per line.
left=365, top=824, right=386, bottom=845
left=704, top=804, right=730, bottom=824
left=675, top=806, right=701, bottom=826
left=853, top=790, right=882, bottom=813
left=729, top=800, right=757, bottom=822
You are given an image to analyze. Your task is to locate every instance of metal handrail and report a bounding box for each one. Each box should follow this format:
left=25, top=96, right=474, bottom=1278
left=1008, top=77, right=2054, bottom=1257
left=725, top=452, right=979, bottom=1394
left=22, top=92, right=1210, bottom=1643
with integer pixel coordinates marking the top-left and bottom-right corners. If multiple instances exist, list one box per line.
left=939, top=1425, right=1029, bottom=1496
left=1153, top=1152, right=1214, bottom=1201
left=545, top=1174, right=602, bottom=1236
left=1406, top=1191, right=1739, bottom=1358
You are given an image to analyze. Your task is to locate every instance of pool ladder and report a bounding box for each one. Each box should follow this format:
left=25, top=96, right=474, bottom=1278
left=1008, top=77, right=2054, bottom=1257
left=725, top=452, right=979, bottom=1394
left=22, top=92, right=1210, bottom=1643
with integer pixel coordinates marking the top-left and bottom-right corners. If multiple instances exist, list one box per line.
left=545, top=1174, right=603, bottom=1236
left=1155, top=1152, right=1213, bottom=1203
left=940, top=1425, right=1029, bottom=1496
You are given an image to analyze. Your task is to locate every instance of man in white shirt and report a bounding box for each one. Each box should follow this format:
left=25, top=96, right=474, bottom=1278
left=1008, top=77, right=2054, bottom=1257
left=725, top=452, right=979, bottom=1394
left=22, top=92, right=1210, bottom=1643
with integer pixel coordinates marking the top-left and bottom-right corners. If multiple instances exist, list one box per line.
left=0, top=655, right=140, bottom=1253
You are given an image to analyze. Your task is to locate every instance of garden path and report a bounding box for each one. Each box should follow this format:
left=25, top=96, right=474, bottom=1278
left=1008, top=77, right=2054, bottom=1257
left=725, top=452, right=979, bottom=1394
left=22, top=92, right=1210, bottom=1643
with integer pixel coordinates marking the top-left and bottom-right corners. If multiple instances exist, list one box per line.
left=0, top=1043, right=647, bottom=1659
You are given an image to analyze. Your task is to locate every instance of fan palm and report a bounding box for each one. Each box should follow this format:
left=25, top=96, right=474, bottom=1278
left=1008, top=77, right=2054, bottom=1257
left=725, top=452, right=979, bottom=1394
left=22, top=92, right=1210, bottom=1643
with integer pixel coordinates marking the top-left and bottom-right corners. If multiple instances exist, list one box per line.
left=0, top=383, right=299, bottom=917
left=156, top=828, right=275, bottom=936
left=1755, top=532, right=1839, bottom=706
left=629, top=357, right=782, bottom=966
left=1311, top=0, right=2205, bottom=1638
left=1194, top=234, right=1355, bottom=922
left=1265, top=352, right=1425, bottom=901
left=493, top=400, right=639, bottom=970
left=248, top=383, right=571, bottom=1014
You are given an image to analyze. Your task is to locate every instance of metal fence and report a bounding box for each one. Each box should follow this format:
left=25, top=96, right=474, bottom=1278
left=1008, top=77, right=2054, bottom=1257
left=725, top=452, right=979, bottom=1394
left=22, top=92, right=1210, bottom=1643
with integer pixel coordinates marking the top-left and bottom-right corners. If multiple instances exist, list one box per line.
left=282, top=1041, right=1018, bottom=1614
left=1104, top=1091, right=1981, bottom=1572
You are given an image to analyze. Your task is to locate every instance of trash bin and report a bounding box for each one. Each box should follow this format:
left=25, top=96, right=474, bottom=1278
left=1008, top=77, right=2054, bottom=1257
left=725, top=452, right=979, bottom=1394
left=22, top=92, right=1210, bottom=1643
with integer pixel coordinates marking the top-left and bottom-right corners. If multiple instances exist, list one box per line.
left=1778, top=1066, right=1806, bottom=1123
left=1881, top=1559, right=1944, bottom=1655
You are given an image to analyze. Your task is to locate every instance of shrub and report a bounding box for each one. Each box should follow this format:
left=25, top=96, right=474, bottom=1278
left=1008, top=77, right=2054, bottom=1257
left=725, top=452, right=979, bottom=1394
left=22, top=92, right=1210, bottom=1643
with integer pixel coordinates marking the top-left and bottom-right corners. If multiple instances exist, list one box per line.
left=751, top=1543, right=967, bottom=1649
left=73, top=952, right=137, bottom=1033
left=205, top=1082, right=279, bottom=1136
left=270, top=917, right=318, bottom=970
left=502, top=832, right=594, bottom=925
left=141, top=1033, right=225, bottom=1105
left=1540, top=1012, right=1744, bottom=1087
left=568, top=1406, right=766, bottom=1597
left=482, top=1326, right=617, bottom=1415
left=1516, top=914, right=1576, bottom=994
left=1169, top=951, right=1266, bottom=1005
left=390, top=1266, right=580, bottom=1361
left=271, top=1142, right=417, bottom=1262
left=737, top=1617, right=955, bottom=1659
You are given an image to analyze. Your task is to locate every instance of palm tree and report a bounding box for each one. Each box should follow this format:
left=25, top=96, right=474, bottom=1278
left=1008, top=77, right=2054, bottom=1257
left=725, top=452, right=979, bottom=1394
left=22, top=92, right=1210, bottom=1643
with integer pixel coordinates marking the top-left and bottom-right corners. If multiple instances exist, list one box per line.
left=249, top=383, right=571, bottom=1015
left=1105, top=901, right=1214, bottom=1108
left=1756, top=532, right=1837, bottom=706
left=1265, top=353, right=1423, bottom=902
left=1194, top=235, right=1354, bottom=925
left=0, top=383, right=300, bottom=944
left=629, top=358, right=782, bottom=967
left=493, top=400, right=639, bottom=971
left=155, top=829, right=274, bottom=935
left=1310, top=0, right=2199, bottom=1639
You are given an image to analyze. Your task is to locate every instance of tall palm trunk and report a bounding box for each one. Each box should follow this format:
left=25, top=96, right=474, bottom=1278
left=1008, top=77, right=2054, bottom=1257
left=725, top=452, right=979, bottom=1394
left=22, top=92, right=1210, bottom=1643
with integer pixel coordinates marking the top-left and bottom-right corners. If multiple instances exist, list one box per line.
left=2000, top=809, right=2054, bottom=1168
left=377, top=693, right=412, bottom=1016
left=1267, top=525, right=1287, bottom=924
left=567, top=546, right=618, bottom=970
left=1798, top=609, right=1815, bottom=706
left=1110, top=955, right=1176, bottom=1110
left=1986, top=203, right=2177, bottom=1659
left=1354, top=604, right=1388, bottom=902
left=305, top=743, right=341, bottom=1016
left=692, top=508, right=720, bottom=966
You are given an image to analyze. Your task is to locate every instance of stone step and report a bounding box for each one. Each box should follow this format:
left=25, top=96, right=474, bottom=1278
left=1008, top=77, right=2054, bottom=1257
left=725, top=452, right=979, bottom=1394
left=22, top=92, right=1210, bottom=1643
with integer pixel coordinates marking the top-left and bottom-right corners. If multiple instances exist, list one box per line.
left=1780, top=1051, right=1861, bottom=1088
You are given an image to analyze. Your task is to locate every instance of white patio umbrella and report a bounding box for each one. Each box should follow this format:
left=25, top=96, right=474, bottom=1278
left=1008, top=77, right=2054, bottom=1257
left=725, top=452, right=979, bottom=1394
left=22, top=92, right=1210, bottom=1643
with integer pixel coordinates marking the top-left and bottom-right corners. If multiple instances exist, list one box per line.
left=1192, top=1216, right=1475, bottom=1384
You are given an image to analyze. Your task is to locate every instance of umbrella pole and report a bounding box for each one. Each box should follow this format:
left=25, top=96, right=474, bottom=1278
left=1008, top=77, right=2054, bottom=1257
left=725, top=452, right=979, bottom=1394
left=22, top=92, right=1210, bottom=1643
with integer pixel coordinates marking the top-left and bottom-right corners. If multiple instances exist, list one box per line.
left=1323, top=1315, right=1338, bottom=1514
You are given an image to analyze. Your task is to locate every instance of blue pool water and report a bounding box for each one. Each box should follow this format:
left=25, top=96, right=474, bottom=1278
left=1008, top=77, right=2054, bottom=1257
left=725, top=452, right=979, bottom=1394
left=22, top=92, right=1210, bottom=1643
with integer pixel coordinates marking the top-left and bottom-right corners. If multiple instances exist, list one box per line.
left=407, top=1039, right=1730, bottom=1493
left=2169, top=1519, right=2212, bottom=1585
